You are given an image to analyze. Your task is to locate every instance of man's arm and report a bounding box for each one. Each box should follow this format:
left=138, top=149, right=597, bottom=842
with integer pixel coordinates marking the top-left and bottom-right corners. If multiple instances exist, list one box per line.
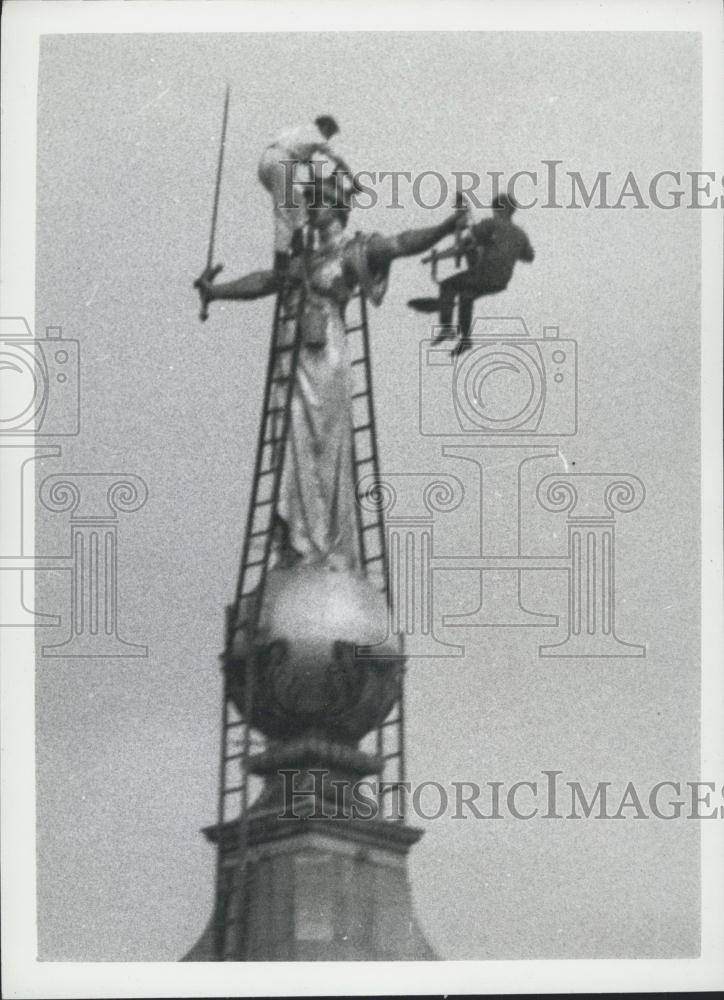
left=330, top=152, right=354, bottom=177
left=519, top=231, right=535, bottom=263
left=323, top=151, right=363, bottom=193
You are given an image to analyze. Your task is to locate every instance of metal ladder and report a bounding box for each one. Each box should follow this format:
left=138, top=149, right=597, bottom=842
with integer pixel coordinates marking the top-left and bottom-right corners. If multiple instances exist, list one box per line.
left=344, top=288, right=406, bottom=822
left=346, top=289, right=388, bottom=591
left=213, top=669, right=261, bottom=959
left=214, top=273, right=307, bottom=960
left=212, top=266, right=406, bottom=961
left=229, top=282, right=307, bottom=640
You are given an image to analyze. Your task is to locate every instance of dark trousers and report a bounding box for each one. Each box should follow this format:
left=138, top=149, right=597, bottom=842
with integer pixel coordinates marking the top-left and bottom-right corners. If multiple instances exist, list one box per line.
left=434, top=274, right=480, bottom=342
left=434, top=273, right=506, bottom=343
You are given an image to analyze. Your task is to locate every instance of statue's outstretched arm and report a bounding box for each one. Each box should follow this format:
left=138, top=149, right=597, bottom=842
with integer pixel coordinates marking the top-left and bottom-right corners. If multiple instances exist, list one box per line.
left=201, top=268, right=279, bottom=302
left=365, top=209, right=462, bottom=271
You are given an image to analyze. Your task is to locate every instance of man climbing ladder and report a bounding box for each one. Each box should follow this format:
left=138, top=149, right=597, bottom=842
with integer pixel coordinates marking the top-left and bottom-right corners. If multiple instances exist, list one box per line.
left=258, top=115, right=356, bottom=273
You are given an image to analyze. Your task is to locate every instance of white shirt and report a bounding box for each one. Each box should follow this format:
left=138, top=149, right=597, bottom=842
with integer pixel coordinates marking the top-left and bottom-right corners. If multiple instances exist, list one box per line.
left=271, top=123, right=332, bottom=160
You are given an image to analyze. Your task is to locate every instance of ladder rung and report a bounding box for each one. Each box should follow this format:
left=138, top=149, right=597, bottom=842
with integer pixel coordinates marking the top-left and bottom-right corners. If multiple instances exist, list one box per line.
left=363, top=553, right=384, bottom=563
left=259, top=467, right=276, bottom=477
left=352, top=390, right=370, bottom=400
left=249, top=528, right=270, bottom=538
left=223, top=751, right=244, bottom=762
left=263, top=435, right=283, bottom=446
left=353, top=423, right=372, bottom=434
left=275, top=345, right=296, bottom=354
left=224, top=784, right=244, bottom=795
left=254, top=498, right=274, bottom=508
left=361, top=521, right=379, bottom=532
left=351, top=357, right=366, bottom=366
left=244, top=559, right=266, bottom=569
left=382, top=752, right=401, bottom=761
left=380, top=717, right=401, bottom=728
left=346, top=324, right=364, bottom=333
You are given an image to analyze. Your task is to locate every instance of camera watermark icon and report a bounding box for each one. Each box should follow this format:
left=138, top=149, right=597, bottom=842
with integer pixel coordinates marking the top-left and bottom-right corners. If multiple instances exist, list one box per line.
left=354, top=312, right=646, bottom=659
left=419, top=317, right=577, bottom=437
left=0, top=316, right=148, bottom=656
left=0, top=316, right=80, bottom=436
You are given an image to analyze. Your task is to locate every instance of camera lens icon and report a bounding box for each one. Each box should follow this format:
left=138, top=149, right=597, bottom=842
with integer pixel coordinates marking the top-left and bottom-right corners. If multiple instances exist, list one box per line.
left=0, top=346, right=48, bottom=431
left=454, top=344, right=545, bottom=432
left=419, top=319, right=577, bottom=437
left=0, top=318, right=80, bottom=436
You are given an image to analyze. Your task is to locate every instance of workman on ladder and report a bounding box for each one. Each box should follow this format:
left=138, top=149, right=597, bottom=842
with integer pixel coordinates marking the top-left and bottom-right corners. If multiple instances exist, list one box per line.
left=258, top=115, right=357, bottom=275
left=408, top=193, right=535, bottom=356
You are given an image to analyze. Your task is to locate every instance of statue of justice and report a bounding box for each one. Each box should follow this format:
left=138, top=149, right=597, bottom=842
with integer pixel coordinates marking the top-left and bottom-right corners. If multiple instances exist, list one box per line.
left=192, top=110, right=536, bottom=719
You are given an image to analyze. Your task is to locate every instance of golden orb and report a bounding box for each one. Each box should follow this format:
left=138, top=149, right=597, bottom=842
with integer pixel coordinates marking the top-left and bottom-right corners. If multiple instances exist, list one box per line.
left=226, top=563, right=402, bottom=741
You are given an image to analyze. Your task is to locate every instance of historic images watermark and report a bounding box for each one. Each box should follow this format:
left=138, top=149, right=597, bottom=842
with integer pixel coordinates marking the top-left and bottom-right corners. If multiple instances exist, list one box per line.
left=0, top=315, right=148, bottom=656
left=277, top=769, right=724, bottom=823
left=280, top=159, right=724, bottom=211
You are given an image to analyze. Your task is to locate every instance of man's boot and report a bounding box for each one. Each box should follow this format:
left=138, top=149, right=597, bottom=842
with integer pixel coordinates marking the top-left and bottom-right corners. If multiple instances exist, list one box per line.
left=452, top=337, right=472, bottom=358
left=408, top=296, right=441, bottom=313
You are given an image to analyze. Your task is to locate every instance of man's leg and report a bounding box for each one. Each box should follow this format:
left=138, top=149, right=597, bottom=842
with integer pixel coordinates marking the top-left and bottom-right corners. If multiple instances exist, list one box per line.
left=453, top=286, right=500, bottom=356
left=410, top=271, right=472, bottom=342
left=458, top=293, right=473, bottom=339
left=431, top=273, right=467, bottom=343
left=451, top=297, right=475, bottom=357
left=258, top=148, right=307, bottom=268
left=439, top=277, right=458, bottom=326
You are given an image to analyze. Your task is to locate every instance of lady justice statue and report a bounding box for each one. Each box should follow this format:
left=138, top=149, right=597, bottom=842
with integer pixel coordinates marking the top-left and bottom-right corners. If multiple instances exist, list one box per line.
left=195, top=172, right=464, bottom=578
left=193, top=166, right=466, bottom=744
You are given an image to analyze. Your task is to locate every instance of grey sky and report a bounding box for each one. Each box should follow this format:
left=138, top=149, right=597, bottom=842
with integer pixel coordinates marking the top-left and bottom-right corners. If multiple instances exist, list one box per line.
left=35, top=31, right=701, bottom=960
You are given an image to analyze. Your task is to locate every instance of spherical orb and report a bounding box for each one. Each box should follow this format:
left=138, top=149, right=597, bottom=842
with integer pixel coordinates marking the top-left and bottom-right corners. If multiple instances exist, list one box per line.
left=226, top=563, right=403, bottom=742
left=260, top=563, right=397, bottom=665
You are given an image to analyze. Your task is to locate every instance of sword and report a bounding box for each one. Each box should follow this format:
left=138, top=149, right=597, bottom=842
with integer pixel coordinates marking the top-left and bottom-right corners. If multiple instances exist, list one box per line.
left=197, top=85, right=230, bottom=322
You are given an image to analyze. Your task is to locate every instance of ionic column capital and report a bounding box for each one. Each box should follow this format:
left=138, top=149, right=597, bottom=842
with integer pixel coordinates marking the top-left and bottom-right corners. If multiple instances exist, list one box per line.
left=356, top=472, right=464, bottom=523
left=40, top=473, right=148, bottom=521
left=536, top=473, right=645, bottom=521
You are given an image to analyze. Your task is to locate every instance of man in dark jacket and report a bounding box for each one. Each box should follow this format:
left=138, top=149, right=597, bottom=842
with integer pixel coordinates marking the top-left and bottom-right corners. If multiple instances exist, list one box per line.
left=408, top=193, right=534, bottom=355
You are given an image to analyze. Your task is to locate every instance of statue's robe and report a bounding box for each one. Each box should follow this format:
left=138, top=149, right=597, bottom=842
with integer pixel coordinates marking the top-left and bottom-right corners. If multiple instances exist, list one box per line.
left=273, top=232, right=390, bottom=570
